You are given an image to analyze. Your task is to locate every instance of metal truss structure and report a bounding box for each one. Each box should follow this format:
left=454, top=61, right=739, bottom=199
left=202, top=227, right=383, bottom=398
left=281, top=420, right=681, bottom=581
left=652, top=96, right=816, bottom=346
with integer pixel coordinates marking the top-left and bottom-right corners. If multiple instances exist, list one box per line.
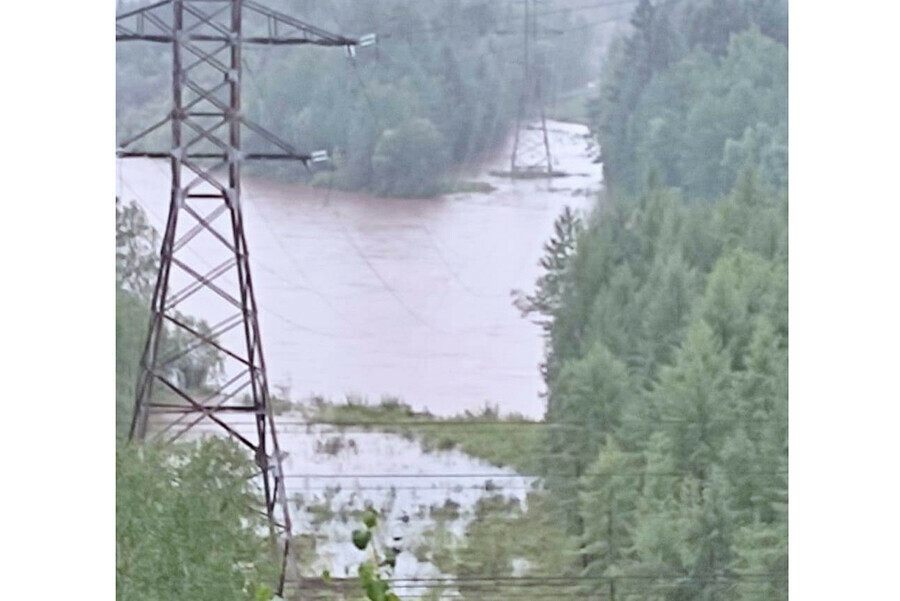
left=116, top=0, right=360, bottom=593
left=510, top=0, right=554, bottom=174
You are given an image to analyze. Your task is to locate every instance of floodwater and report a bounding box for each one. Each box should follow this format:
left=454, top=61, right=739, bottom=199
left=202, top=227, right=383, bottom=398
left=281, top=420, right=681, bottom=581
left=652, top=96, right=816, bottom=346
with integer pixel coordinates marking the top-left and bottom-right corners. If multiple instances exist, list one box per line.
left=189, top=417, right=535, bottom=585
left=119, top=120, right=602, bottom=418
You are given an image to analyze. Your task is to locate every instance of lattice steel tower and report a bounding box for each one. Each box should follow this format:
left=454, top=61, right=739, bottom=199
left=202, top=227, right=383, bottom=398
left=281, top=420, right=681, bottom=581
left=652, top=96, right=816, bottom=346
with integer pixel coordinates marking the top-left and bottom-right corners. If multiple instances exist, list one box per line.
left=116, top=0, right=363, bottom=593
left=510, top=0, right=553, bottom=174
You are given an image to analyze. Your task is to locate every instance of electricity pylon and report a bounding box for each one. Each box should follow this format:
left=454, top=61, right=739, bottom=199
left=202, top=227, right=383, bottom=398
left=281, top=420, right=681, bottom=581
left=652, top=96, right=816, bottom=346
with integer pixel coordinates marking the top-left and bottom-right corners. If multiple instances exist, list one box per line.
left=510, top=0, right=553, bottom=174
left=116, top=0, right=367, bottom=593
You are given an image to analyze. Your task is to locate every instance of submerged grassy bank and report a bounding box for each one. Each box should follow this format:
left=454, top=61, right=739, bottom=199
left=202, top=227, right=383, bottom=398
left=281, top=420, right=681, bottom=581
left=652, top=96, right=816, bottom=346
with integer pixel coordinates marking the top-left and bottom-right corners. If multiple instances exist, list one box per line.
left=295, top=397, right=546, bottom=476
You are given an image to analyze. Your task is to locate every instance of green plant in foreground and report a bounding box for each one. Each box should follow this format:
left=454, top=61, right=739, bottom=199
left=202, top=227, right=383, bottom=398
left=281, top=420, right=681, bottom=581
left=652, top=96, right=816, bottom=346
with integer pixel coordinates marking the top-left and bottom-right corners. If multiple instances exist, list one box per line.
left=350, top=508, right=402, bottom=601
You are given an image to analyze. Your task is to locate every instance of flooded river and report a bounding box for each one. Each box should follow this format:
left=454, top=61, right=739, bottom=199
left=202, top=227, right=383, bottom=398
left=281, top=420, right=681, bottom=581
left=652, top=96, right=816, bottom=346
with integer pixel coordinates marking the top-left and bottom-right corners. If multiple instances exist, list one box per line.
left=119, top=120, right=602, bottom=418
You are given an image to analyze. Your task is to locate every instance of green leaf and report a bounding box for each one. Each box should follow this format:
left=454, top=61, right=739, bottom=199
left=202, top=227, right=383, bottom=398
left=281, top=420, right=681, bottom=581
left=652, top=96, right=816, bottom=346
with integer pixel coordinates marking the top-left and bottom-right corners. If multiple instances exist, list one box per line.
left=358, top=563, right=375, bottom=582
left=365, top=578, right=389, bottom=601
left=363, top=508, right=378, bottom=529
left=352, top=529, right=372, bottom=550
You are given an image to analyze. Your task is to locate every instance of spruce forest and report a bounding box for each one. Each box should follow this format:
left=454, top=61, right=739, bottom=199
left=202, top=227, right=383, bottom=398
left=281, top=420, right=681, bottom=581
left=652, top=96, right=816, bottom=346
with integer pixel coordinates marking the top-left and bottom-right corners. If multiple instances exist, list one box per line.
left=533, top=0, right=788, bottom=596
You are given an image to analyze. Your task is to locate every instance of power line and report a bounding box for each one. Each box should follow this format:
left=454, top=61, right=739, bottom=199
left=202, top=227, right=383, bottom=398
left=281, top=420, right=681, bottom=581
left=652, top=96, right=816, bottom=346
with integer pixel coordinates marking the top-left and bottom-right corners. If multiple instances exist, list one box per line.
left=347, top=56, right=381, bottom=126
left=201, top=59, right=420, bottom=341
left=119, top=174, right=362, bottom=340
left=283, top=572, right=787, bottom=585
left=327, top=202, right=443, bottom=332
left=240, top=183, right=377, bottom=338
left=281, top=470, right=786, bottom=480
left=231, top=50, right=441, bottom=333
left=527, top=0, right=639, bottom=18
left=378, top=0, right=637, bottom=41
left=537, top=10, right=633, bottom=39
left=178, top=417, right=782, bottom=427
left=289, top=484, right=535, bottom=491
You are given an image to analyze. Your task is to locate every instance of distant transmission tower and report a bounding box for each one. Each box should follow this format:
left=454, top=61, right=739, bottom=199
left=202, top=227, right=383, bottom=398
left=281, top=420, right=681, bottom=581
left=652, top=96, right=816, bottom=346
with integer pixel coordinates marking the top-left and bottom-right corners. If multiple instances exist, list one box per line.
left=116, top=0, right=370, bottom=593
left=510, top=0, right=553, bottom=174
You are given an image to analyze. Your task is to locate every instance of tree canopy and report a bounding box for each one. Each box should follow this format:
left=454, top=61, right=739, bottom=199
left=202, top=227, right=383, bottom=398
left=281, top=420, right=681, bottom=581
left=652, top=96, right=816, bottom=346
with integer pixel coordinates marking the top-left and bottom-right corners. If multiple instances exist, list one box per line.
left=521, top=1, right=788, bottom=596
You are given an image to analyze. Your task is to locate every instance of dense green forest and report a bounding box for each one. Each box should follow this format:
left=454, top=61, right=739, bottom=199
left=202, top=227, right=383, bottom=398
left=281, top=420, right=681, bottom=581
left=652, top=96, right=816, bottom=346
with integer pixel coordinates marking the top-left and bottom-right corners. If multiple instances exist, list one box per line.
left=116, top=0, right=600, bottom=197
left=591, top=0, right=787, bottom=198
left=522, top=0, right=789, bottom=597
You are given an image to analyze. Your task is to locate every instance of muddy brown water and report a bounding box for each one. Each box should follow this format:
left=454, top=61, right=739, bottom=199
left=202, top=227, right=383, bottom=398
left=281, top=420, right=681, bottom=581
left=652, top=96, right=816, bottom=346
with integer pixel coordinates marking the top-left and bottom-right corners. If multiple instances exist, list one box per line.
left=119, top=120, right=603, bottom=418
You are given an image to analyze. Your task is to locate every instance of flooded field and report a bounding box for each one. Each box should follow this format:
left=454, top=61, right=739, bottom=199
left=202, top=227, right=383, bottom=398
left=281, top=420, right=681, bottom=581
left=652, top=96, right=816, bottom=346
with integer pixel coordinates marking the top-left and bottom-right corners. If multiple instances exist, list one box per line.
left=180, top=414, right=537, bottom=593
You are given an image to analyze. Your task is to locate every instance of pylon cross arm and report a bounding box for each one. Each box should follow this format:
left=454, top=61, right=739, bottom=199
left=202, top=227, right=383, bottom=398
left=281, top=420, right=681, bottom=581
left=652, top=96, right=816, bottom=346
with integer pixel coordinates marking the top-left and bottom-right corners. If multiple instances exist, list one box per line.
left=116, top=0, right=359, bottom=47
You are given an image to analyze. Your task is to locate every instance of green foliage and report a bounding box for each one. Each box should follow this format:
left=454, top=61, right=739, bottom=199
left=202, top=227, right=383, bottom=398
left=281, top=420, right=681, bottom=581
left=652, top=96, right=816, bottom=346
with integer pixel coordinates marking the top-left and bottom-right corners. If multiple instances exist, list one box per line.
left=528, top=9, right=788, bottom=584
left=372, top=118, right=448, bottom=197
left=595, top=0, right=788, bottom=199
left=414, top=492, right=578, bottom=601
left=526, top=173, right=788, bottom=595
left=116, top=286, right=148, bottom=434
left=116, top=201, right=226, bottom=434
left=352, top=529, right=373, bottom=551
left=578, top=443, right=641, bottom=580
left=516, top=207, right=583, bottom=333
left=731, top=520, right=788, bottom=601
left=339, top=509, right=401, bottom=601
left=116, top=438, right=278, bottom=601
left=116, top=199, right=155, bottom=434
left=116, top=198, right=159, bottom=297
left=544, top=345, right=634, bottom=533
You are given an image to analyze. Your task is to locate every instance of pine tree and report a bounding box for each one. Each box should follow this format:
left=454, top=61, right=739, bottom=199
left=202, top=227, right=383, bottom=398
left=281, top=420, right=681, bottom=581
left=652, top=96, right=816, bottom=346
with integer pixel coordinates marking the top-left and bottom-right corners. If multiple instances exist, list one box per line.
left=578, top=442, right=641, bottom=586
left=637, top=250, right=700, bottom=383
left=545, top=344, right=634, bottom=536
left=698, top=249, right=787, bottom=370
left=652, top=321, right=734, bottom=479
left=679, top=469, right=738, bottom=600
left=516, top=207, right=582, bottom=332
left=627, top=437, right=690, bottom=600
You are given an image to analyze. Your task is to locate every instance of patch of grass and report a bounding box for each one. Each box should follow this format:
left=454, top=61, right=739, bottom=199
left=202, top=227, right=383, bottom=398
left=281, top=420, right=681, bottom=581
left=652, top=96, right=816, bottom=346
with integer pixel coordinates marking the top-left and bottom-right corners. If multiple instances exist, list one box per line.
left=306, top=500, right=336, bottom=528
left=302, top=397, right=547, bottom=475
left=441, top=180, right=497, bottom=195
left=412, top=491, right=578, bottom=588
left=429, top=499, right=462, bottom=522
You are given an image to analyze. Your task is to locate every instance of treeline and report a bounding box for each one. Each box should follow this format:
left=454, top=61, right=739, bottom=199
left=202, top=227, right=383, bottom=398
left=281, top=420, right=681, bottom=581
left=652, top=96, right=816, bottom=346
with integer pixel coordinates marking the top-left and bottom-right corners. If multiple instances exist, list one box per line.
left=519, top=1, right=788, bottom=598
left=591, top=0, right=788, bottom=198
left=116, top=0, right=598, bottom=197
